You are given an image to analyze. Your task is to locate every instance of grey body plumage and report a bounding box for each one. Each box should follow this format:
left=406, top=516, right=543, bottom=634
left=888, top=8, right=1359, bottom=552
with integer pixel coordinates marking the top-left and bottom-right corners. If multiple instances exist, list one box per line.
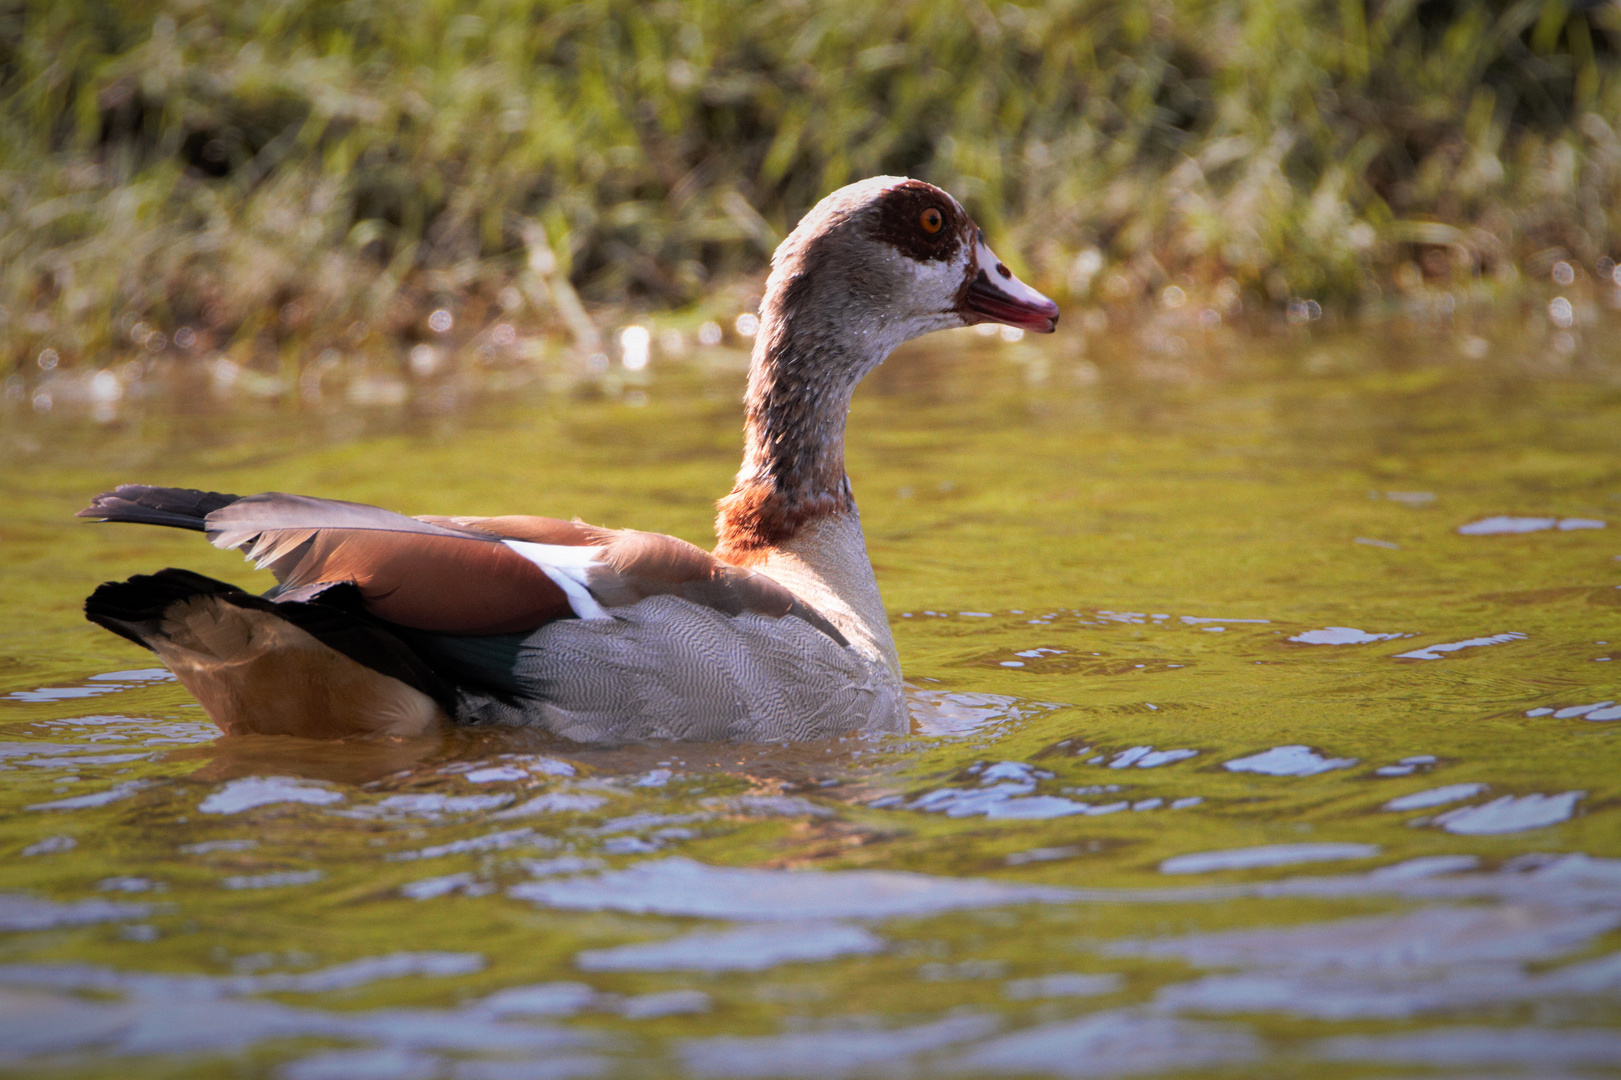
left=455, top=595, right=905, bottom=741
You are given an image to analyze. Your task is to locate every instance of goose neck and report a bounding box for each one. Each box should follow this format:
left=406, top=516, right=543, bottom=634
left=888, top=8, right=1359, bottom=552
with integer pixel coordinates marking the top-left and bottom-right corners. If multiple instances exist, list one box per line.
left=715, top=312, right=887, bottom=561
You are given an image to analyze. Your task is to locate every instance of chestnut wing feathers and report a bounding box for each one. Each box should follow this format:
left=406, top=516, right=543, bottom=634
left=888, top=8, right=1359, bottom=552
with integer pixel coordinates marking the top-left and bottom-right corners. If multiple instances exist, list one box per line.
left=421, top=515, right=848, bottom=646
left=193, top=494, right=572, bottom=634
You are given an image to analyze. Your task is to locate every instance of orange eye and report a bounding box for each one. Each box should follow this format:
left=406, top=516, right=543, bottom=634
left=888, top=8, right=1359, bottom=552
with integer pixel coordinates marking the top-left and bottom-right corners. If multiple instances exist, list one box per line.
left=920, top=207, right=943, bottom=235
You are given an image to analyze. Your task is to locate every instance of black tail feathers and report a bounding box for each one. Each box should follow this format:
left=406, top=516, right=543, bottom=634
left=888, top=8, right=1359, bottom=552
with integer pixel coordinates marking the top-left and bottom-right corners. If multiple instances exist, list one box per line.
left=78, top=485, right=241, bottom=531
left=85, top=569, right=457, bottom=715
left=84, top=569, right=248, bottom=650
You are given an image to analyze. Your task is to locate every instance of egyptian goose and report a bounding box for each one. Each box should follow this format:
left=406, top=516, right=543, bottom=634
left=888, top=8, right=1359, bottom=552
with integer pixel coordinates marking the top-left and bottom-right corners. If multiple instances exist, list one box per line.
left=79, top=177, right=1058, bottom=742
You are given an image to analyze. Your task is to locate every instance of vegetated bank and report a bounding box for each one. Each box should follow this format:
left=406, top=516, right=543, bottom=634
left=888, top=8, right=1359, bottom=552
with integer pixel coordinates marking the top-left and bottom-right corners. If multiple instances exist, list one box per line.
left=4, top=0, right=1619, bottom=379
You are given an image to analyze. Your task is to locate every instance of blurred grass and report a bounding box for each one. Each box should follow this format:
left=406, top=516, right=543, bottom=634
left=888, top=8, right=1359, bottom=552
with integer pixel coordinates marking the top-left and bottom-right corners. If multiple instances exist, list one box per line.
left=3, top=0, right=1620, bottom=374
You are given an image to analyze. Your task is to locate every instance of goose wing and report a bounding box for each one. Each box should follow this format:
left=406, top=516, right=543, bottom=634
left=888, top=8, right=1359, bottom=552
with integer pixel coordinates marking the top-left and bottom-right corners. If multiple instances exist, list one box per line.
left=82, top=487, right=844, bottom=643
left=203, top=494, right=578, bottom=634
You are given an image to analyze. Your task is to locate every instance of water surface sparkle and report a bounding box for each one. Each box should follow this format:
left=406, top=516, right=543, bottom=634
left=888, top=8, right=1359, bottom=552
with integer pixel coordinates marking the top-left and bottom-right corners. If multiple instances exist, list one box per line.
left=3, top=326, right=1620, bottom=1077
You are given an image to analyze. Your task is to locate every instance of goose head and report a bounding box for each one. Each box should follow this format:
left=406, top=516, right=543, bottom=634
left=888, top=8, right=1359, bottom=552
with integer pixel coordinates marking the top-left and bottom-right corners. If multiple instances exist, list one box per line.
left=757, top=176, right=1058, bottom=371
left=720, top=178, right=1059, bottom=560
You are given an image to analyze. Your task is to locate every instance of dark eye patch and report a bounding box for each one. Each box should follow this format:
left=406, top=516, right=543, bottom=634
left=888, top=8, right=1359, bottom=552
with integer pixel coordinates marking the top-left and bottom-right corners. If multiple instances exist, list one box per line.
left=867, top=180, right=965, bottom=263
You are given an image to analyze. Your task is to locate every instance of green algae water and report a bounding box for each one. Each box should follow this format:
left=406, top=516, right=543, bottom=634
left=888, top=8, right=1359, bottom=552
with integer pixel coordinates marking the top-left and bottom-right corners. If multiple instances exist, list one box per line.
left=2, top=311, right=1620, bottom=1078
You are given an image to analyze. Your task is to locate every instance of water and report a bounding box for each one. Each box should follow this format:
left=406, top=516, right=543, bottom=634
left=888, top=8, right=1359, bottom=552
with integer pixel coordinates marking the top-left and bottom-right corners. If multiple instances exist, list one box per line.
left=3, top=314, right=1620, bottom=1078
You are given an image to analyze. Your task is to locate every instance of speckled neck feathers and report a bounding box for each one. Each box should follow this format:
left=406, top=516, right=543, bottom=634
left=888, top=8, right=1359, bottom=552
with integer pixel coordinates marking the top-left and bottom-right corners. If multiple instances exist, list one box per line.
left=714, top=180, right=961, bottom=562
left=712, top=304, right=868, bottom=561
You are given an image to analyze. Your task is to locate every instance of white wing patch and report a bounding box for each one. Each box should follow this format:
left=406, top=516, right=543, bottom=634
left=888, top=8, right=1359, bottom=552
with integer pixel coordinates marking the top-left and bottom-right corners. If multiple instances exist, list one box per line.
left=502, top=540, right=610, bottom=620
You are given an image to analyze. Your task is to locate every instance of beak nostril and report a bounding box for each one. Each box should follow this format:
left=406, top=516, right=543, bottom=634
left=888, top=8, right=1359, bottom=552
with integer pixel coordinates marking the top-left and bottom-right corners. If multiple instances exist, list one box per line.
left=996, top=263, right=1011, bottom=279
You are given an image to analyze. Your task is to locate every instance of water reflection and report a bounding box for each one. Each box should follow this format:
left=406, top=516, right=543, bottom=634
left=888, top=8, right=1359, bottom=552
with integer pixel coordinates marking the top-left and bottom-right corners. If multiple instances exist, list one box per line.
left=680, top=1015, right=998, bottom=1079
left=512, top=857, right=1079, bottom=920
left=198, top=776, right=346, bottom=814
left=4, top=668, right=174, bottom=704
left=1223, top=745, right=1357, bottom=776
left=1458, top=515, right=1607, bottom=535
left=1313, top=1027, right=1621, bottom=1070
left=0, top=978, right=604, bottom=1072
left=1381, top=783, right=1488, bottom=812
left=894, top=755, right=1204, bottom=822
left=951, top=1013, right=1259, bottom=1078
left=1530, top=700, right=1621, bottom=721
left=576, top=924, right=885, bottom=973
left=25, top=780, right=148, bottom=811
left=0, top=894, right=151, bottom=932
left=1288, top=626, right=1405, bottom=644
left=4, top=327, right=1621, bottom=1077
left=1158, top=844, right=1380, bottom=874
left=1393, top=631, right=1528, bottom=660
left=1427, top=791, right=1585, bottom=835
left=906, top=688, right=1060, bottom=737
left=1139, top=904, right=1621, bottom=1020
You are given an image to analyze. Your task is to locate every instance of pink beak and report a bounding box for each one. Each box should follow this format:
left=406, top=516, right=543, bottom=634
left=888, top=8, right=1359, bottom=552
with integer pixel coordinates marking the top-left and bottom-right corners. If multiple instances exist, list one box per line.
left=961, top=233, right=1059, bottom=333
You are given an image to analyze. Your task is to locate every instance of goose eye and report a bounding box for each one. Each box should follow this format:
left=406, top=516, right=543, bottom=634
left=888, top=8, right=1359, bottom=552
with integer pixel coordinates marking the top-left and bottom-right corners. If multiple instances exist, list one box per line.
left=919, top=207, right=943, bottom=235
